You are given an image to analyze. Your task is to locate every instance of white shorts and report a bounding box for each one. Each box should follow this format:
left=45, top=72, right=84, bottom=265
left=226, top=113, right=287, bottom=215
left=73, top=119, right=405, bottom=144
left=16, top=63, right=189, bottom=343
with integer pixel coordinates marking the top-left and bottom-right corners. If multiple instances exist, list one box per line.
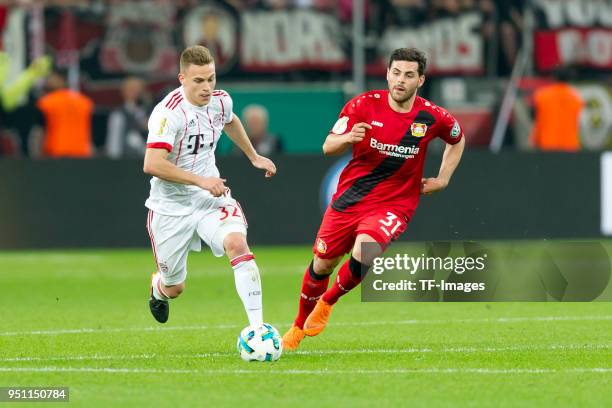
left=146, top=195, right=248, bottom=286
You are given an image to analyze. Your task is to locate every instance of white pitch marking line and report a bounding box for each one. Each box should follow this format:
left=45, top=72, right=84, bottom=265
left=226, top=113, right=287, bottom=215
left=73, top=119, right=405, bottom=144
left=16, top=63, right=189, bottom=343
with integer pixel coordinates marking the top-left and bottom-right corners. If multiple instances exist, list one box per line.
left=335, top=315, right=612, bottom=326
left=295, top=344, right=612, bottom=355
left=0, top=324, right=239, bottom=337
left=1, top=315, right=611, bottom=337
left=0, top=367, right=610, bottom=375
left=0, top=353, right=228, bottom=362
left=1, top=344, right=609, bottom=363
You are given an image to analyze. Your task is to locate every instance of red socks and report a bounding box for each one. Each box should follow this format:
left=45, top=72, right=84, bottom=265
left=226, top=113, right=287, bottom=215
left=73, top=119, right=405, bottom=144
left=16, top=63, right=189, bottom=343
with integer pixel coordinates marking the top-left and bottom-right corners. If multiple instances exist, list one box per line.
left=293, top=262, right=329, bottom=329
left=322, top=256, right=366, bottom=305
left=293, top=257, right=369, bottom=327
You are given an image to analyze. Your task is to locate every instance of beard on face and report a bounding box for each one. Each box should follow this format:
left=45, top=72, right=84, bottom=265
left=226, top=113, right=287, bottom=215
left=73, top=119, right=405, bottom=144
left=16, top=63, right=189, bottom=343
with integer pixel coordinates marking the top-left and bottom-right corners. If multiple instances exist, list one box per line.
left=390, top=85, right=417, bottom=104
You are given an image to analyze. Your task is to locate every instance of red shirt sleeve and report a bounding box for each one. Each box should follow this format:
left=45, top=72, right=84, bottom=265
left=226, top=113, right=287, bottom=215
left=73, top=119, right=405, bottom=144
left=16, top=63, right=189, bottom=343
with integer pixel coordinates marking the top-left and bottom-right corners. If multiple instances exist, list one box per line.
left=329, top=95, right=368, bottom=135
left=436, top=108, right=463, bottom=145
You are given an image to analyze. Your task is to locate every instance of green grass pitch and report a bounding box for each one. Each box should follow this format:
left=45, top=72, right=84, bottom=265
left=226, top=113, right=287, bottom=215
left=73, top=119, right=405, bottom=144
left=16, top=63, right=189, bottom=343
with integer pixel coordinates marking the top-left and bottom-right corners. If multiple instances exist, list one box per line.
left=0, top=245, right=610, bottom=407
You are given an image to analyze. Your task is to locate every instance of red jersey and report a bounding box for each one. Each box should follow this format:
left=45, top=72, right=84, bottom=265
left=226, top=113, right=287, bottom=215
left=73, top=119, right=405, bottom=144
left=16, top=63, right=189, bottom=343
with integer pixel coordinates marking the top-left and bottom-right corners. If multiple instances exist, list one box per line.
left=329, top=90, right=463, bottom=219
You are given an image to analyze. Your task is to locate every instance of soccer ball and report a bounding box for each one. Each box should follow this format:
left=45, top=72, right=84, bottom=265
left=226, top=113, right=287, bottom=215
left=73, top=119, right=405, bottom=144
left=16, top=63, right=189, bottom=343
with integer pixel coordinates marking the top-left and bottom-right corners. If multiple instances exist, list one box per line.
left=237, top=323, right=282, bottom=362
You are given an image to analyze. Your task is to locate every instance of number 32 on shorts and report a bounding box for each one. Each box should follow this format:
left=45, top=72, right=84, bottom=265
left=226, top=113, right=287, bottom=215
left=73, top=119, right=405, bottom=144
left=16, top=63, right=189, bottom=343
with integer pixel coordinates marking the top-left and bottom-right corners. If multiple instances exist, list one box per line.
left=219, top=204, right=246, bottom=224
left=379, top=212, right=403, bottom=238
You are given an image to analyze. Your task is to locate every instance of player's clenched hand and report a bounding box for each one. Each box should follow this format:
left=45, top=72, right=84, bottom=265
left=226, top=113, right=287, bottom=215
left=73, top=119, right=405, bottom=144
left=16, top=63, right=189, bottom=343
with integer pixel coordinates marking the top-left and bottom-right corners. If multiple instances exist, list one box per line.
left=198, top=177, right=228, bottom=197
left=421, top=177, right=448, bottom=195
left=346, top=122, right=372, bottom=144
left=251, top=154, right=277, bottom=178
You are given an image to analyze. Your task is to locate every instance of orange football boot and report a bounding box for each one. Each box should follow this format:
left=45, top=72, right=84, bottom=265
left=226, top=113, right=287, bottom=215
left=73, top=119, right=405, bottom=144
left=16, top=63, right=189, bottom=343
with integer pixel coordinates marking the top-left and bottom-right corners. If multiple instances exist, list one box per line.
left=303, top=299, right=333, bottom=336
left=282, top=326, right=305, bottom=351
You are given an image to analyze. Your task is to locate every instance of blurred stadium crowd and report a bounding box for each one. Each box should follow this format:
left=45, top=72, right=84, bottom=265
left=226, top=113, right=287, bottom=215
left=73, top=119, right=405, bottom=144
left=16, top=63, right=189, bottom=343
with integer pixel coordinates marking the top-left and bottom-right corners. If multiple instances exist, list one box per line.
left=0, top=0, right=609, bottom=158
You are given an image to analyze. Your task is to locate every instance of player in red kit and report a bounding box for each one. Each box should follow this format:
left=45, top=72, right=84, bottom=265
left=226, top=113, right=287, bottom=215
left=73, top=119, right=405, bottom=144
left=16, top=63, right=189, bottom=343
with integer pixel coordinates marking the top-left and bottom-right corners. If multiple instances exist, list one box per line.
left=282, top=48, right=465, bottom=350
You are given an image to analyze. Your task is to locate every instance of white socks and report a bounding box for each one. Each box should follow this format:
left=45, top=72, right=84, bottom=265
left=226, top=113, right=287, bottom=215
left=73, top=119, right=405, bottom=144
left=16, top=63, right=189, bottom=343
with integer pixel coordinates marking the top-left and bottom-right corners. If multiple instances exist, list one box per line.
left=152, top=255, right=263, bottom=327
left=151, top=272, right=170, bottom=301
left=231, top=253, right=263, bottom=327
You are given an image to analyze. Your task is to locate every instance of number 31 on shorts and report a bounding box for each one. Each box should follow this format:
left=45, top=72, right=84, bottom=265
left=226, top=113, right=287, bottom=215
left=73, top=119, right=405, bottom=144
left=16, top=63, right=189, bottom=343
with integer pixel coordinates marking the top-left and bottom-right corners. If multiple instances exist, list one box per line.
left=379, top=212, right=402, bottom=238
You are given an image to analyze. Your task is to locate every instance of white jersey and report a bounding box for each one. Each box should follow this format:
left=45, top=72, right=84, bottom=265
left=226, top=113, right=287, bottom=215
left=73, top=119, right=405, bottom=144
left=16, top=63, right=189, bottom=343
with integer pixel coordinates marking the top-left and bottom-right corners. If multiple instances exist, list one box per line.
left=145, top=86, right=234, bottom=216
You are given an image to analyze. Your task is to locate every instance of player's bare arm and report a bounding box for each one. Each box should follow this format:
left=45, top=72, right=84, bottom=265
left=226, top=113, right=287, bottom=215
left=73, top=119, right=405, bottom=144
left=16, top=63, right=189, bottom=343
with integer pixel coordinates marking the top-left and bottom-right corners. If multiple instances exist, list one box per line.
left=422, top=136, right=465, bottom=195
left=322, top=122, right=372, bottom=156
left=223, top=115, right=277, bottom=178
left=143, top=147, right=227, bottom=196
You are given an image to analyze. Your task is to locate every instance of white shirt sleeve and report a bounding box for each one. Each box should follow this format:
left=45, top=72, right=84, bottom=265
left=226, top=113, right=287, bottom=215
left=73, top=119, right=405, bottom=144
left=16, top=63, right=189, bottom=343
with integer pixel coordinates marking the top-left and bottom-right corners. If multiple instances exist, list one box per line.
left=146, top=106, right=183, bottom=152
left=218, top=91, right=234, bottom=124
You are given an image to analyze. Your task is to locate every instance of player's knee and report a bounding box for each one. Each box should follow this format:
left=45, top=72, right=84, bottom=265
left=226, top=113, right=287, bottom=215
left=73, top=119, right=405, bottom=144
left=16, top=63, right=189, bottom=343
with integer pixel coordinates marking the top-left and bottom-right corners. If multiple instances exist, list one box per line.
left=223, top=232, right=249, bottom=258
left=352, top=234, right=382, bottom=266
left=313, top=256, right=339, bottom=275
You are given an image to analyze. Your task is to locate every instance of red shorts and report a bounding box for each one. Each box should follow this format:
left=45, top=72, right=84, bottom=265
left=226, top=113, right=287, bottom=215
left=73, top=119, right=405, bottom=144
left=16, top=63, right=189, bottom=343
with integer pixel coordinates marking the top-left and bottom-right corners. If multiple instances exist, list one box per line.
left=313, top=207, right=409, bottom=259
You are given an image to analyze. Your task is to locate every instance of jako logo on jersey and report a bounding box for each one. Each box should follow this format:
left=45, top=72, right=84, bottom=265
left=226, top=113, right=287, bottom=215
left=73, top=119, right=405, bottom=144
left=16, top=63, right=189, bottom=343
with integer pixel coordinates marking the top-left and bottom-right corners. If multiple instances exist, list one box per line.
left=370, top=137, right=419, bottom=159
left=332, top=116, right=349, bottom=134
left=371, top=120, right=384, bottom=127
left=316, top=238, right=327, bottom=254
left=410, top=123, right=428, bottom=137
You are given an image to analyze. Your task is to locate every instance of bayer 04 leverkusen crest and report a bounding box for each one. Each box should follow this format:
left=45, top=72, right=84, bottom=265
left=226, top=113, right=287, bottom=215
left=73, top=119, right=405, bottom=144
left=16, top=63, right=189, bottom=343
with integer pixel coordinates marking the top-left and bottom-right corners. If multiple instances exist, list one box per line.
left=410, top=123, right=428, bottom=138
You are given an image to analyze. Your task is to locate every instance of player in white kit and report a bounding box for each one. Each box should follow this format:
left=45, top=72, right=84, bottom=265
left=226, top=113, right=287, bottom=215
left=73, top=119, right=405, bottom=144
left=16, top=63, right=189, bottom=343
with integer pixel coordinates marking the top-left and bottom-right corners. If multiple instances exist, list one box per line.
left=143, top=46, right=277, bottom=327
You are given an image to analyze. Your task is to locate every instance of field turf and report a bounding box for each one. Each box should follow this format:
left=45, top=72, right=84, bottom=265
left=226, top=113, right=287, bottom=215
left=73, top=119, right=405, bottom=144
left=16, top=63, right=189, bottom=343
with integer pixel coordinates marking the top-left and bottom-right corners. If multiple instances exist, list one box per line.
left=0, top=245, right=610, bottom=407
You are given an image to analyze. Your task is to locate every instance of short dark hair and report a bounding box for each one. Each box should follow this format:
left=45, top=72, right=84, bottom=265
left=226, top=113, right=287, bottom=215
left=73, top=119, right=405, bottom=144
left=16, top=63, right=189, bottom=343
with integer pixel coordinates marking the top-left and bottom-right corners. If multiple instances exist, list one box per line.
left=388, top=48, right=427, bottom=76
